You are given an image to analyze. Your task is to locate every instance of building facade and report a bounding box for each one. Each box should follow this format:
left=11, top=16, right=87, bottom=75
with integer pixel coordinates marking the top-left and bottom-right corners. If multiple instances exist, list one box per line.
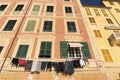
left=81, top=0, right=120, bottom=80
left=1, top=0, right=120, bottom=80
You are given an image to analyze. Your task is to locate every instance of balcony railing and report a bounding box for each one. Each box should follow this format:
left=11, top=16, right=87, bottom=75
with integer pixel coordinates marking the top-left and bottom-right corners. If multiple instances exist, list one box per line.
left=104, top=26, right=120, bottom=30
left=108, top=33, right=120, bottom=46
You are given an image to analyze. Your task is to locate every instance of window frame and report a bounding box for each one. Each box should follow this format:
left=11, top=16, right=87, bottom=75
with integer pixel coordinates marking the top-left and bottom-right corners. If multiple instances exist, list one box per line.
left=106, top=18, right=113, bottom=24
left=38, top=41, right=52, bottom=58
left=3, top=19, right=17, bottom=31
left=67, top=21, right=77, bottom=32
left=43, top=20, right=53, bottom=32
left=88, top=17, right=96, bottom=24
left=85, top=8, right=92, bottom=16
left=0, top=46, right=3, bottom=54
left=46, top=5, right=54, bottom=12
left=93, top=30, right=102, bottom=38
left=94, top=9, right=100, bottom=16
left=0, top=4, right=8, bottom=11
left=14, top=4, right=24, bottom=11
left=15, top=45, right=29, bottom=58
left=101, top=49, right=113, bottom=62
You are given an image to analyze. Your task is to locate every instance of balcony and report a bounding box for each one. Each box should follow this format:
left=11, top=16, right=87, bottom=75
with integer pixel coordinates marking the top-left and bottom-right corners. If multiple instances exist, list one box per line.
left=108, top=33, right=120, bottom=46
left=104, top=26, right=120, bottom=30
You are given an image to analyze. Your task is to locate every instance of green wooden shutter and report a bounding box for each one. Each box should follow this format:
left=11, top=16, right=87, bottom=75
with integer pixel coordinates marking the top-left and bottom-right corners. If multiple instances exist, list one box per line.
left=39, top=42, right=52, bottom=58
left=60, top=41, right=68, bottom=58
left=32, top=5, right=40, bottom=12
left=16, top=45, right=29, bottom=58
left=25, top=20, right=36, bottom=31
left=80, top=42, right=91, bottom=58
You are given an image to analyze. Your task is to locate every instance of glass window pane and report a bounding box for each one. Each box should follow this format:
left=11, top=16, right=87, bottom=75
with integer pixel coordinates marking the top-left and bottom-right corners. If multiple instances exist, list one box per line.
left=0, top=46, right=3, bottom=53
left=0, top=5, right=7, bottom=11
left=3, top=20, right=17, bottom=31
left=15, top=5, right=24, bottom=11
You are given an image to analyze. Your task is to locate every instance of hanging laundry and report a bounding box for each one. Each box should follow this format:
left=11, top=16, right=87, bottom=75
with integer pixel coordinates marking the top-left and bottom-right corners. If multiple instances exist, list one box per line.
left=55, top=62, right=64, bottom=74
left=64, top=61, right=74, bottom=75
left=25, top=60, right=33, bottom=71
left=36, top=62, right=41, bottom=72
left=18, top=59, right=26, bottom=67
left=11, top=58, right=18, bottom=68
left=31, top=61, right=41, bottom=73
left=41, top=62, right=48, bottom=71
left=79, top=58, right=85, bottom=68
left=31, top=61, right=38, bottom=72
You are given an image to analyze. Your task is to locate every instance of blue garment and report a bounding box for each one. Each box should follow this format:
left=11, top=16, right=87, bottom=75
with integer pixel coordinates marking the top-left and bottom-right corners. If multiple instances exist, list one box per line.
left=64, top=61, right=74, bottom=75
left=41, top=62, right=48, bottom=70
left=25, top=60, right=33, bottom=71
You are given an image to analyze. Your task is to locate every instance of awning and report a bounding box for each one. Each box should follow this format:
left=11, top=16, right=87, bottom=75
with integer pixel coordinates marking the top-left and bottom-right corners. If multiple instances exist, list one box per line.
left=68, top=43, right=84, bottom=47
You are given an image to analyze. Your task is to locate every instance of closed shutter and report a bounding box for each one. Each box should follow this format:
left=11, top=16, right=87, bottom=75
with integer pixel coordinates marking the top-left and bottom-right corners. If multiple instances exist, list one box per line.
left=39, top=42, right=52, bottom=58
left=16, top=45, right=29, bottom=58
left=101, top=49, right=113, bottom=62
left=80, top=42, right=91, bottom=58
left=32, top=5, right=40, bottom=12
left=3, top=20, right=17, bottom=31
left=60, top=41, right=68, bottom=58
left=25, top=20, right=36, bottom=31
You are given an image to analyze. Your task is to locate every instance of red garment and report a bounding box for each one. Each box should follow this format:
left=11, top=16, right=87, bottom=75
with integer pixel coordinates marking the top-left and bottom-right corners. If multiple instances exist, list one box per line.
left=18, top=59, right=26, bottom=66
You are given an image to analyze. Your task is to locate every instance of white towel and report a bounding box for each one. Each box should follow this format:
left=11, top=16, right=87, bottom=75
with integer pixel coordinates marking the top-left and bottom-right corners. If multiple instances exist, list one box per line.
left=31, top=61, right=38, bottom=72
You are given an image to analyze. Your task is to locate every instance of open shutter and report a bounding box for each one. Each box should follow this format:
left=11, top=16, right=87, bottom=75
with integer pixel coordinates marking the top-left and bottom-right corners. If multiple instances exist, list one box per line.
left=60, top=41, right=68, bottom=58
left=80, top=42, right=91, bottom=58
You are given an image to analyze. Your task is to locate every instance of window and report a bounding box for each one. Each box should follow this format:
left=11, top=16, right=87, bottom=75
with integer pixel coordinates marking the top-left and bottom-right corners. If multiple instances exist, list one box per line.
left=94, top=9, right=100, bottom=16
left=113, top=30, right=120, bottom=33
left=65, top=7, right=72, bottom=13
left=60, top=41, right=91, bottom=58
left=0, top=46, right=3, bottom=54
left=68, top=47, right=81, bottom=58
left=88, top=17, right=96, bottom=24
left=46, top=6, right=54, bottom=12
left=109, top=1, right=114, bottom=5
left=25, top=20, right=36, bottom=31
left=16, top=45, right=29, bottom=58
left=39, top=42, right=52, bottom=58
left=43, top=21, right=53, bottom=32
left=101, top=9, right=108, bottom=17
left=106, top=18, right=113, bottom=24
left=67, top=21, right=77, bottom=32
left=14, top=4, right=24, bottom=11
left=3, top=20, right=17, bottom=31
left=0, top=5, right=7, bottom=11
left=64, top=0, right=70, bottom=1
left=115, top=9, right=120, bottom=13
left=101, top=49, right=113, bottom=62
left=85, top=8, right=92, bottom=16
left=93, top=30, right=102, bottom=38
left=32, top=5, right=40, bottom=12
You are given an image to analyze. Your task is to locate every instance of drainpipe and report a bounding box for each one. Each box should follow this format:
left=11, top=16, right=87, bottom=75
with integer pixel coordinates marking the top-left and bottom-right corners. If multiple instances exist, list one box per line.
left=0, top=0, right=32, bottom=73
